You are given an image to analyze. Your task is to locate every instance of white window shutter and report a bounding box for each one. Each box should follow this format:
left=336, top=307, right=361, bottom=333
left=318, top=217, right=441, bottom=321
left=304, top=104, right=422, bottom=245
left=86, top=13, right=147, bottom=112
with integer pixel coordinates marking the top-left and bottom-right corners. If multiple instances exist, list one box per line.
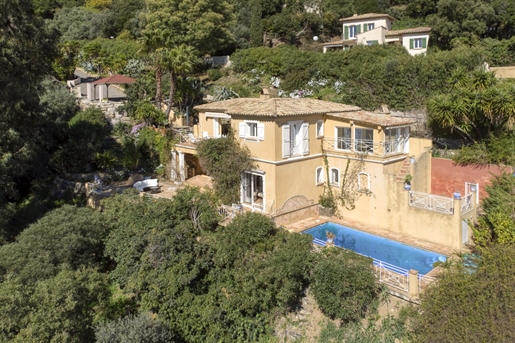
left=239, top=122, right=246, bottom=138
left=257, top=123, right=265, bottom=140
left=282, top=124, right=291, bottom=158
left=301, top=122, right=309, bottom=155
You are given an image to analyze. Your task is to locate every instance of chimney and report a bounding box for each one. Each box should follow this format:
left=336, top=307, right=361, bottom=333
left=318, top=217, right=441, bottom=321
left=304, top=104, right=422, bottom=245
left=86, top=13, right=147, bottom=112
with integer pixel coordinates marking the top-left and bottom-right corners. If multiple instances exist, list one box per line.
left=380, top=104, right=390, bottom=115
left=260, top=88, right=270, bottom=100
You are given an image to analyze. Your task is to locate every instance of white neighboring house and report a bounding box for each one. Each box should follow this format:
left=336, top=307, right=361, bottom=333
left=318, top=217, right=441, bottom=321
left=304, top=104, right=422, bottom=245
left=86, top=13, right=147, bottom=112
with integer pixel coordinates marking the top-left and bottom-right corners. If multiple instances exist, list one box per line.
left=322, top=13, right=430, bottom=56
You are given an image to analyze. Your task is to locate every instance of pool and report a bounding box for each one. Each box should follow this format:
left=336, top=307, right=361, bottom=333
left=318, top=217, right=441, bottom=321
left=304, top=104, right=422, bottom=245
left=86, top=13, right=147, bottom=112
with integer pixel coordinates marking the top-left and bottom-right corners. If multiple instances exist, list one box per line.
left=303, top=222, right=446, bottom=275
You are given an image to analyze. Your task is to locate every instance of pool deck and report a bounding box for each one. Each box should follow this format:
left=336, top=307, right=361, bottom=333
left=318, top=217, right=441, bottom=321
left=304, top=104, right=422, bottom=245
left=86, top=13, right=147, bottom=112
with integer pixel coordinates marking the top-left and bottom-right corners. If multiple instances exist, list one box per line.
left=285, top=215, right=461, bottom=258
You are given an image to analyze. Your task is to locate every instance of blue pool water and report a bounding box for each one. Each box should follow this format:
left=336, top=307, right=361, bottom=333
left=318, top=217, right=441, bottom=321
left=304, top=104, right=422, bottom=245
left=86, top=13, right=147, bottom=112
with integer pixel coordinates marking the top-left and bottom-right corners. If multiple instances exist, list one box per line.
left=303, top=222, right=446, bottom=275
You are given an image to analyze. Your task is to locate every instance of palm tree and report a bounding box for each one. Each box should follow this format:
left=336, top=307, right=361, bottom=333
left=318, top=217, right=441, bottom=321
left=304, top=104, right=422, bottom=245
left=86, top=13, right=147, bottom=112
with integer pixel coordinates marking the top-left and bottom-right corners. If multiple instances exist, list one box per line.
left=162, top=44, right=198, bottom=120
left=139, top=29, right=169, bottom=112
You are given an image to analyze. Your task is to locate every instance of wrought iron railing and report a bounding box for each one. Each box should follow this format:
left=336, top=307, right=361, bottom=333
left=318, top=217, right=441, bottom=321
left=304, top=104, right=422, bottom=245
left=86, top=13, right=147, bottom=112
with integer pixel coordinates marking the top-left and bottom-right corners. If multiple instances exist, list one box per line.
left=460, top=194, right=473, bottom=215
left=409, top=191, right=454, bottom=215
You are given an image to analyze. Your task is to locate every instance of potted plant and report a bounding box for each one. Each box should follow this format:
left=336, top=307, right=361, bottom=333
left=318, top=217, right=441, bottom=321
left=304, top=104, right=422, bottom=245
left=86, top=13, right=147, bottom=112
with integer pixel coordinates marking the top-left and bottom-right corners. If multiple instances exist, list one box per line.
left=326, top=231, right=335, bottom=247
left=404, top=174, right=412, bottom=191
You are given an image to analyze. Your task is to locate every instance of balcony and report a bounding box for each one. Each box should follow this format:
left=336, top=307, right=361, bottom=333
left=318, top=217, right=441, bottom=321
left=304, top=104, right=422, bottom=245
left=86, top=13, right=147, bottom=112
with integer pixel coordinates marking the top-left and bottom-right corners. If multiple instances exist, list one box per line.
left=324, top=137, right=409, bottom=157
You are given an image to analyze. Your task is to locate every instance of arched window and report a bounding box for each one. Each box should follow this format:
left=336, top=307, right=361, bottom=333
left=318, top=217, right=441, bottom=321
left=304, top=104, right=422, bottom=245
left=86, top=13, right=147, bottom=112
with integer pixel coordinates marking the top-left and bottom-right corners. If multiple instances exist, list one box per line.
left=316, top=167, right=324, bottom=185
left=330, top=168, right=340, bottom=187
left=316, top=120, right=324, bottom=137
left=358, top=172, right=370, bottom=192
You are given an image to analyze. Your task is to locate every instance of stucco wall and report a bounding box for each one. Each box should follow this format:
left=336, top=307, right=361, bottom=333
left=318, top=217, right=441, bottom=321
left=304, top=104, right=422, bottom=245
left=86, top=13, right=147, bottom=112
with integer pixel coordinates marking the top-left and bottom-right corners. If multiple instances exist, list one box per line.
left=339, top=176, right=463, bottom=250
left=402, top=33, right=429, bottom=56
left=274, top=114, right=323, bottom=161
left=413, top=150, right=431, bottom=193
left=274, top=156, right=323, bottom=210
left=431, top=158, right=512, bottom=200
left=490, top=66, right=515, bottom=79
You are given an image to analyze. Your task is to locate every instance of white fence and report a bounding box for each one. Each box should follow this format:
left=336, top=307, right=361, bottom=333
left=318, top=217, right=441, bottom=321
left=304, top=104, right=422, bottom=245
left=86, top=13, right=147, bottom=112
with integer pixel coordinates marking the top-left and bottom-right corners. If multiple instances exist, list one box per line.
left=373, top=260, right=409, bottom=292
left=310, top=239, right=438, bottom=294
left=409, top=191, right=454, bottom=215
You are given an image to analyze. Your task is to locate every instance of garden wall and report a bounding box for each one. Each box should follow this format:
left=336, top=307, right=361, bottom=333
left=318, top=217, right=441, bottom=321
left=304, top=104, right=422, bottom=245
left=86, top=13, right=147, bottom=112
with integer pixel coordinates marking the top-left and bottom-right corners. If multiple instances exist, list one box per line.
left=431, top=158, right=512, bottom=200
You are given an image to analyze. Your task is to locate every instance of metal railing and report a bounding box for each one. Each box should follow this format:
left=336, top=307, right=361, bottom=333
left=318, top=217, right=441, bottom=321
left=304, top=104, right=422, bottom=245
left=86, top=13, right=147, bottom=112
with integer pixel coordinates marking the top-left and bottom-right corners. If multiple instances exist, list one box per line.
left=418, top=274, right=437, bottom=293
left=326, top=137, right=409, bottom=156
left=373, top=260, right=409, bottom=292
left=383, top=138, right=408, bottom=154
left=218, top=204, right=242, bottom=223
left=409, top=191, right=454, bottom=215
left=310, top=238, right=437, bottom=293
left=460, top=194, right=473, bottom=214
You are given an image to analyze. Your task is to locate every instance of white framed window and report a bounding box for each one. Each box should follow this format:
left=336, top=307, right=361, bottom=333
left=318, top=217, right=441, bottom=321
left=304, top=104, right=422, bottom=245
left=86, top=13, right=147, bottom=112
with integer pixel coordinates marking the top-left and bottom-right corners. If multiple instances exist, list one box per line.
left=358, top=172, right=370, bottom=192
left=239, top=121, right=264, bottom=140
left=336, top=127, right=351, bottom=150
left=282, top=121, right=309, bottom=158
left=349, top=25, right=357, bottom=38
left=330, top=168, right=340, bottom=187
left=355, top=128, right=374, bottom=153
left=316, top=167, right=324, bottom=185
left=368, top=23, right=375, bottom=30
left=316, top=120, right=324, bottom=137
left=414, top=38, right=422, bottom=49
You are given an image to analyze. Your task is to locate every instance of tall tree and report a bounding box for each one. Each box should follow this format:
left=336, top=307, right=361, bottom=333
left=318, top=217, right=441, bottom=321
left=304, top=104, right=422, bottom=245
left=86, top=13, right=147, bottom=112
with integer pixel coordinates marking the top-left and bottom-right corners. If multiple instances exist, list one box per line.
left=140, top=29, right=168, bottom=111
left=429, top=0, right=496, bottom=49
left=427, top=69, right=515, bottom=143
left=162, top=44, right=198, bottom=119
left=140, top=0, right=235, bottom=57
left=249, top=0, right=263, bottom=47
left=0, top=0, right=58, bottom=234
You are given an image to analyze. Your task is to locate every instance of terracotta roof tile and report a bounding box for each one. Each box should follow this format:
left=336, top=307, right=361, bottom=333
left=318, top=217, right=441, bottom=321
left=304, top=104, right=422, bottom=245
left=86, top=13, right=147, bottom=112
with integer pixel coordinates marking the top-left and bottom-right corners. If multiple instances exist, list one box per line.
left=327, top=111, right=416, bottom=127
left=194, top=98, right=361, bottom=117
left=195, top=98, right=416, bottom=127
left=386, top=27, right=432, bottom=36
left=340, top=13, right=395, bottom=22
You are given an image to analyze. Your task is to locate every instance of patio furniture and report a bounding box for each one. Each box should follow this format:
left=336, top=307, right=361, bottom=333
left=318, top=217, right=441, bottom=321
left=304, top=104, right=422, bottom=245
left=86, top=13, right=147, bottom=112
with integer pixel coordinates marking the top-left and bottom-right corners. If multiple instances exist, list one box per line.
left=133, top=179, right=159, bottom=192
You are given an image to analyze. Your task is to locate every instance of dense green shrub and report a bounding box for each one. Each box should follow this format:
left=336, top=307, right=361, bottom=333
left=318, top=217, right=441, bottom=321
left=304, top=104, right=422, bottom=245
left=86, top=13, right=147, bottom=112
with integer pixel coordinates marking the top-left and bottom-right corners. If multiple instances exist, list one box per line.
left=197, top=133, right=255, bottom=204
left=311, top=248, right=383, bottom=323
left=0, top=205, right=112, bottom=283
left=317, top=316, right=412, bottom=343
left=473, top=172, right=515, bottom=247
left=413, top=245, right=515, bottom=343
left=230, top=44, right=488, bottom=110
left=95, top=313, right=177, bottom=343
left=52, top=107, right=111, bottom=173
left=207, top=68, right=223, bottom=81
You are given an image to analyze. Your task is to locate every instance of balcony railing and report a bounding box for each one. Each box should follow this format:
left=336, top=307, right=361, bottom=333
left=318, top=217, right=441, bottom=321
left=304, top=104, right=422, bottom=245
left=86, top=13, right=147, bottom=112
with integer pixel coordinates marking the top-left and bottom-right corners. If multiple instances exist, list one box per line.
left=326, top=137, right=409, bottom=156
left=409, top=191, right=454, bottom=215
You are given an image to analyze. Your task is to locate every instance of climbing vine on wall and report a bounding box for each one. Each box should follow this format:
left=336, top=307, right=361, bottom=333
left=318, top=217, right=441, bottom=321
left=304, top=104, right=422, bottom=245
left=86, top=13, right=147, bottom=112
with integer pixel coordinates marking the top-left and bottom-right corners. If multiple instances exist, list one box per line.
left=336, top=155, right=367, bottom=211
left=319, top=136, right=369, bottom=214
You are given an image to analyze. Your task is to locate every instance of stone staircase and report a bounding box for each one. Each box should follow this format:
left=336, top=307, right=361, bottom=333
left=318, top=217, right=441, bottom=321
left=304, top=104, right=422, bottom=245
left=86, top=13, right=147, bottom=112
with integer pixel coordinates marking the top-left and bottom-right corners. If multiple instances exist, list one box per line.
left=396, top=157, right=411, bottom=183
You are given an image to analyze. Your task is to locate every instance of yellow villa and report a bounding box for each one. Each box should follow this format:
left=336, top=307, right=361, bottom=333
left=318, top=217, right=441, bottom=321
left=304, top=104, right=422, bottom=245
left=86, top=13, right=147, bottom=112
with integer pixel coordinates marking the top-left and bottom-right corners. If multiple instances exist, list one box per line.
left=171, top=92, right=477, bottom=250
